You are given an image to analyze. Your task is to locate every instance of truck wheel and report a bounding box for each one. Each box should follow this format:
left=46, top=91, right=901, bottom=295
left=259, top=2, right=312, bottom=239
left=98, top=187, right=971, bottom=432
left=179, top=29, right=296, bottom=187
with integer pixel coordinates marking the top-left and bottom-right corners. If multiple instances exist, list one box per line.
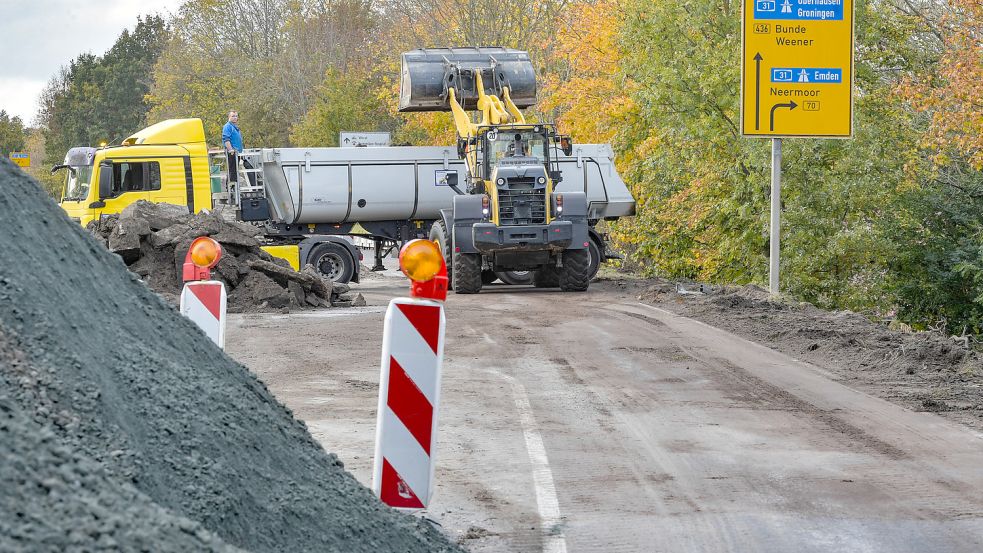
left=558, top=249, right=591, bottom=292
left=310, top=242, right=355, bottom=283
left=453, top=252, right=483, bottom=294
left=533, top=265, right=559, bottom=288
left=481, top=270, right=498, bottom=285
left=496, top=270, right=533, bottom=285
left=429, top=220, right=452, bottom=289
left=588, top=238, right=602, bottom=280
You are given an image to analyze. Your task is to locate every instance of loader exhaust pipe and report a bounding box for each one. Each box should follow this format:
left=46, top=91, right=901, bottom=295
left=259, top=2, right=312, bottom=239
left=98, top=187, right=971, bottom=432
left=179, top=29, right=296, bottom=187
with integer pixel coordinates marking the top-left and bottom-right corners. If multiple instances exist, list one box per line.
left=398, top=47, right=537, bottom=112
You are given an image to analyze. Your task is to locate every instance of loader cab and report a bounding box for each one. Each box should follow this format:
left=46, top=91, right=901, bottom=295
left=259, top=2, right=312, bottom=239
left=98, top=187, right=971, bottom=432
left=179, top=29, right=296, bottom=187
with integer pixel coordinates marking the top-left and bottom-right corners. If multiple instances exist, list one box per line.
left=478, top=126, right=551, bottom=181
left=469, top=125, right=572, bottom=226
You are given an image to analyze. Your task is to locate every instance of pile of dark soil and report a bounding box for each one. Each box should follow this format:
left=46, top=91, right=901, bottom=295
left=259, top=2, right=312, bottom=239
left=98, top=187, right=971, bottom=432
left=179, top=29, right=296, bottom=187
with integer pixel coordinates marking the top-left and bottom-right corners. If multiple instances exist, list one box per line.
left=0, top=160, right=460, bottom=552
left=639, top=280, right=983, bottom=430
left=86, top=200, right=365, bottom=312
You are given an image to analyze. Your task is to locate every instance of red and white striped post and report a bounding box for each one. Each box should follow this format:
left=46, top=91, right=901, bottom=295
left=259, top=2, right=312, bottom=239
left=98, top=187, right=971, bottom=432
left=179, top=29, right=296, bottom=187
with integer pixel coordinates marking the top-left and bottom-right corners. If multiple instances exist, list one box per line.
left=179, top=237, right=227, bottom=349
left=373, top=239, right=448, bottom=509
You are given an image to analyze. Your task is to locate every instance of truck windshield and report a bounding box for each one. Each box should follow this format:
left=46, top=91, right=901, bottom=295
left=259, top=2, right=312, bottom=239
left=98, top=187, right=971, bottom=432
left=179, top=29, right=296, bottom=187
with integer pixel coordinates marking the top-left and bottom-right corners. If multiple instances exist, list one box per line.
left=486, top=131, right=548, bottom=173
left=62, top=166, right=93, bottom=202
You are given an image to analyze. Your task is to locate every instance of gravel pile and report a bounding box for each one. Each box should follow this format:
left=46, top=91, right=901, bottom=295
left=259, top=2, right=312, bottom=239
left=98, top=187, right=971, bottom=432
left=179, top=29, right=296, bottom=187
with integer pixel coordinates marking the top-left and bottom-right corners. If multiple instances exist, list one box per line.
left=86, top=200, right=365, bottom=312
left=0, top=159, right=460, bottom=552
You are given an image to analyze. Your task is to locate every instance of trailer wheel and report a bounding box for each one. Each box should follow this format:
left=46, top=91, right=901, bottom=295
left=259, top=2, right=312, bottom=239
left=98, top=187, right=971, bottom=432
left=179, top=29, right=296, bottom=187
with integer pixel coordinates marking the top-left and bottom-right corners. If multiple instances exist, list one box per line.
left=481, top=270, right=498, bottom=285
left=310, top=242, right=355, bottom=283
left=429, top=220, right=452, bottom=290
left=558, top=249, right=591, bottom=292
left=533, top=265, right=559, bottom=288
left=496, top=271, right=533, bottom=285
left=453, top=252, right=483, bottom=294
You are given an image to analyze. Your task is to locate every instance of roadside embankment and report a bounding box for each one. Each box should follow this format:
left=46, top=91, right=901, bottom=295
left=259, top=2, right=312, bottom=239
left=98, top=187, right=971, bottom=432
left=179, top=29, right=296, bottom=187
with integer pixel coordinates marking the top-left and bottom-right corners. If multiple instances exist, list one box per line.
left=627, top=278, right=983, bottom=431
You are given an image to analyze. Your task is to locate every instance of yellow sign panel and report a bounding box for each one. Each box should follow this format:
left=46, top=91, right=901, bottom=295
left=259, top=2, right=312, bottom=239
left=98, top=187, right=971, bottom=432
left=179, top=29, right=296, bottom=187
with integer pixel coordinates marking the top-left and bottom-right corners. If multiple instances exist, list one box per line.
left=9, top=152, right=30, bottom=168
left=741, top=0, right=855, bottom=138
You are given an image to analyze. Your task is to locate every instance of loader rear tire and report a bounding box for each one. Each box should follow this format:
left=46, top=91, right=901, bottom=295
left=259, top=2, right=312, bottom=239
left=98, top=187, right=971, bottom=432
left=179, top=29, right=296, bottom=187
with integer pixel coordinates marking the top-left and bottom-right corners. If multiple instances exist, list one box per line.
left=453, top=252, right=483, bottom=294
left=533, top=265, right=560, bottom=288
left=559, top=249, right=591, bottom=292
left=481, top=270, right=498, bottom=285
left=429, top=220, right=452, bottom=290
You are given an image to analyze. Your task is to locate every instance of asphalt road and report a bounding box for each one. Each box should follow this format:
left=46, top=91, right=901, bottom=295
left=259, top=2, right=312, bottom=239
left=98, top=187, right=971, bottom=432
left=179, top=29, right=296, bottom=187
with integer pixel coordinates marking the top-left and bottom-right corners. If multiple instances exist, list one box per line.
left=226, top=275, right=983, bottom=552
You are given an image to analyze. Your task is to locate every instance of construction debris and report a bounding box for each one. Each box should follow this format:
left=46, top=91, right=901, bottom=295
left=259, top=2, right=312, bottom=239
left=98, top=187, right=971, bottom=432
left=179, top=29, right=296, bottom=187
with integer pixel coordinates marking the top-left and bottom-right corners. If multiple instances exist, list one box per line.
left=85, top=200, right=355, bottom=311
left=0, top=161, right=461, bottom=552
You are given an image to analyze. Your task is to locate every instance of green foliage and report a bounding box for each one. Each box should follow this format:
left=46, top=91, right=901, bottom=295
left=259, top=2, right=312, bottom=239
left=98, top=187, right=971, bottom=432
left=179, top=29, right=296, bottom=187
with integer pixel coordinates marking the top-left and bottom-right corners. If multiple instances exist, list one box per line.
left=617, top=0, right=769, bottom=283
left=0, top=110, right=26, bottom=157
left=38, top=16, right=169, bottom=162
left=610, top=0, right=983, bottom=334
left=149, top=0, right=379, bottom=148
left=289, top=68, right=397, bottom=146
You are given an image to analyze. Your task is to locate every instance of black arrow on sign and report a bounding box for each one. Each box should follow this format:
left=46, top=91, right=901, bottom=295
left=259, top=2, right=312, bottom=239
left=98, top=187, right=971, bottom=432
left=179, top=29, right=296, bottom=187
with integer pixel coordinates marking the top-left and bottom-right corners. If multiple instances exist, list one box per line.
left=769, top=100, right=797, bottom=132
left=754, top=53, right=763, bottom=131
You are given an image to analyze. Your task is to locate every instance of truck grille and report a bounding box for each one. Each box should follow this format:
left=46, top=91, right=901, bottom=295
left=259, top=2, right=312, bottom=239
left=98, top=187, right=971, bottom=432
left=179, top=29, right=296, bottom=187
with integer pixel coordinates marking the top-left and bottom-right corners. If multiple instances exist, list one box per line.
left=498, top=180, right=546, bottom=225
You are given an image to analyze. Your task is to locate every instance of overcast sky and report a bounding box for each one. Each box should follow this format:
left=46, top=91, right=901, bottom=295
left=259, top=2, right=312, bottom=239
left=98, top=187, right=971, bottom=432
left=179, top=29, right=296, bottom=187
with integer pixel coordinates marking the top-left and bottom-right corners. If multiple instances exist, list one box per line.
left=0, top=0, right=184, bottom=126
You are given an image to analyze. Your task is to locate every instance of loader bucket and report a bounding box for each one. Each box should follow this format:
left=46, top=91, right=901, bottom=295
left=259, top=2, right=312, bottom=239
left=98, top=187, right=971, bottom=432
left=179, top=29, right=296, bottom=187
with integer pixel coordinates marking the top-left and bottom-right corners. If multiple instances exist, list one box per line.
left=398, top=47, right=537, bottom=112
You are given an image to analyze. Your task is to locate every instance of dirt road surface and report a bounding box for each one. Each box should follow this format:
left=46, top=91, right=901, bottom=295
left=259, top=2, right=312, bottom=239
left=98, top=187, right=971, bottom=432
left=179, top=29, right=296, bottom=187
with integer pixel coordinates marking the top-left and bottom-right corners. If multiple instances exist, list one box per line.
left=226, top=273, right=983, bottom=552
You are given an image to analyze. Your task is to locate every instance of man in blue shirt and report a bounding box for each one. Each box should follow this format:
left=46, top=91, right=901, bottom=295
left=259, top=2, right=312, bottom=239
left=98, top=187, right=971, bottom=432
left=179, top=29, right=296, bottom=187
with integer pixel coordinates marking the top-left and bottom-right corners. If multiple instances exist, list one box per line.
left=222, top=111, right=243, bottom=153
left=222, top=111, right=246, bottom=184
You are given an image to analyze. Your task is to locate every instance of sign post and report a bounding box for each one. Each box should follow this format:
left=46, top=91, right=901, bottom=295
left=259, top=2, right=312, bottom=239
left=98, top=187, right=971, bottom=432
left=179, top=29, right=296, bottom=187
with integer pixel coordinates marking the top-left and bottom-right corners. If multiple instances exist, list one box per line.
left=741, top=0, right=855, bottom=294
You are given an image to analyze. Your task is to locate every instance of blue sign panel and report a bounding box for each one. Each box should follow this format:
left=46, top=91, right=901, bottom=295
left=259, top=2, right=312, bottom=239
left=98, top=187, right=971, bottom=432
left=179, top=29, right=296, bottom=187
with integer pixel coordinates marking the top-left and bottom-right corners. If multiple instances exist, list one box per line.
left=754, top=0, right=844, bottom=21
left=771, top=68, right=842, bottom=84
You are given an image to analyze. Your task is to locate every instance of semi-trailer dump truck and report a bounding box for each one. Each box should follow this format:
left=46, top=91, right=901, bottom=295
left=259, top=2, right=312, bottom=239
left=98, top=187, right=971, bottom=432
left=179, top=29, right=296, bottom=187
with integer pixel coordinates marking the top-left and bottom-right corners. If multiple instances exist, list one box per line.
left=55, top=116, right=634, bottom=286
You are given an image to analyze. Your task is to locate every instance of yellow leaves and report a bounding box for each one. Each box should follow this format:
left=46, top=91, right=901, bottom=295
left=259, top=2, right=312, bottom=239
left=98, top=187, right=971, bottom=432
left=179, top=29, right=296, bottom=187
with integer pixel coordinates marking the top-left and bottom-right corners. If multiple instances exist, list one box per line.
left=539, top=0, right=634, bottom=144
left=897, top=0, right=983, bottom=169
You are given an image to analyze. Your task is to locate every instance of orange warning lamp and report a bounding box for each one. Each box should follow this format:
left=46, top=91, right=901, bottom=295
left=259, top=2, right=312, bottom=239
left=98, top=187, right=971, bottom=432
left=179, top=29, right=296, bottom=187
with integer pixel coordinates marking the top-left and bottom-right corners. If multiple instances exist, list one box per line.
left=183, top=237, right=223, bottom=282
left=190, top=237, right=223, bottom=268
left=399, top=239, right=447, bottom=301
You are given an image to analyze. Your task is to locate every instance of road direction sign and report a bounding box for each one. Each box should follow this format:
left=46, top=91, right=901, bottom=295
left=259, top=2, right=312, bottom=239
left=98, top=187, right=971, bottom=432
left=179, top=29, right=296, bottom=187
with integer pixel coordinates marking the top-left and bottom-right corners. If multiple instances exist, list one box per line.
left=741, top=0, right=855, bottom=137
left=340, top=131, right=391, bottom=147
left=9, top=152, right=30, bottom=168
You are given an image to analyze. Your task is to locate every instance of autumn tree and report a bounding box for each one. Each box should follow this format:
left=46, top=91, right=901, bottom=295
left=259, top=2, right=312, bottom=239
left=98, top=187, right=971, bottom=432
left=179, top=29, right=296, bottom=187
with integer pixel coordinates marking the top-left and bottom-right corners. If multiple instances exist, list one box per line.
left=0, top=110, right=26, bottom=157
left=900, top=0, right=982, bottom=169
left=38, top=16, right=169, bottom=159
left=149, top=0, right=378, bottom=147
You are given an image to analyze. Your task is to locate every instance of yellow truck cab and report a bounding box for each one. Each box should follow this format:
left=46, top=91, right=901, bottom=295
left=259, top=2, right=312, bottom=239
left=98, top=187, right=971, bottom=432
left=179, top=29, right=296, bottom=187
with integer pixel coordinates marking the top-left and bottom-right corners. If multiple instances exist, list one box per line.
left=56, top=118, right=212, bottom=226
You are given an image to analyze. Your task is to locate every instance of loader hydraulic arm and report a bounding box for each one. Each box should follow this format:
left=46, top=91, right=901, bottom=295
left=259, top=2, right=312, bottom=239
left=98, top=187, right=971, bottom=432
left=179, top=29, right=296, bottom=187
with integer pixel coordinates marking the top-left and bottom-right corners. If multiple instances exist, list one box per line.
left=447, top=71, right=527, bottom=140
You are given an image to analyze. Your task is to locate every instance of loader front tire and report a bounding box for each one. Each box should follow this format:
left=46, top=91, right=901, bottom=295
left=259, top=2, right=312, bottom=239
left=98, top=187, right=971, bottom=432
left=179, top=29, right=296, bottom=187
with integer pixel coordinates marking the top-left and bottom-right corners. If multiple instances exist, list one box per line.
left=558, top=249, right=591, bottom=292
left=453, top=252, right=483, bottom=294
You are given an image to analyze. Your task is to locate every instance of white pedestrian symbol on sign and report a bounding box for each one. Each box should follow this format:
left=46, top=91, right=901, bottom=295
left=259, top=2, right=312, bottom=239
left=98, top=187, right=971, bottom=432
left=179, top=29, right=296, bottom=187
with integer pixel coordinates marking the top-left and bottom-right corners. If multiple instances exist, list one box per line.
left=798, top=69, right=810, bottom=82
left=781, top=0, right=793, bottom=13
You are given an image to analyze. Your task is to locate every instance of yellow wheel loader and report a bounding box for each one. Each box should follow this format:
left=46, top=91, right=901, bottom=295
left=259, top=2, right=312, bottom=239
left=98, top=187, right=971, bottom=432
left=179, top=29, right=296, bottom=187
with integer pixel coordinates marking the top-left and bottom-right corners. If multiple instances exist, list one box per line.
left=400, top=47, right=592, bottom=293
